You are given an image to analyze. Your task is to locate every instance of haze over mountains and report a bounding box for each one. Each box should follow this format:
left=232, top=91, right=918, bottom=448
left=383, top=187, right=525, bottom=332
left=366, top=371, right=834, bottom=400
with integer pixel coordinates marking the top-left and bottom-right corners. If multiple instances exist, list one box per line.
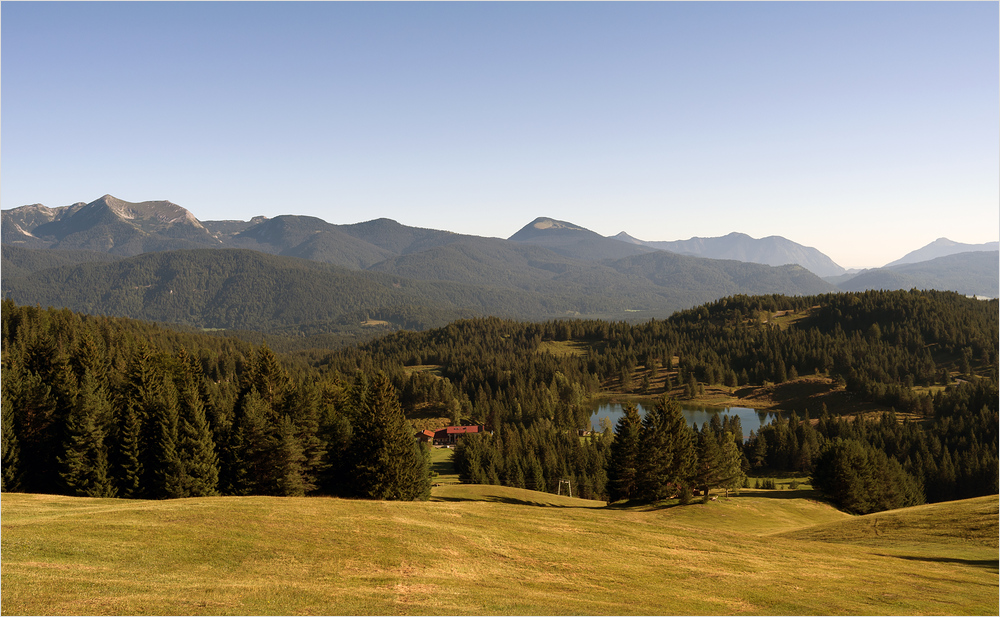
left=883, top=237, right=1000, bottom=268
left=613, top=230, right=847, bottom=278
left=2, top=195, right=997, bottom=336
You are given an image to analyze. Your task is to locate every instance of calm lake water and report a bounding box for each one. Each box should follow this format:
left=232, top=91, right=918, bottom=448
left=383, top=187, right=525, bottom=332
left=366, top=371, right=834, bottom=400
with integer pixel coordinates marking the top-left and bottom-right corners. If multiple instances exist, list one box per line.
left=589, top=402, right=780, bottom=438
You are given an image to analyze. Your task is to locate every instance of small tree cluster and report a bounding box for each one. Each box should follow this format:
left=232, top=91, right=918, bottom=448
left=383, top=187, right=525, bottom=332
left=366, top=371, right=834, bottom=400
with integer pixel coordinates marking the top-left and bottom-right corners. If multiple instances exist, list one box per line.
left=605, top=396, right=744, bottom=504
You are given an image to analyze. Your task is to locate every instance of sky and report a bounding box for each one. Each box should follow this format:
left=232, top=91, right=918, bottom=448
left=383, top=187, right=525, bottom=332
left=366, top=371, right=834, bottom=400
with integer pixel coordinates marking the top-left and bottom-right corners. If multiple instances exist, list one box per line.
left=2, top=1, right=997, bottom=270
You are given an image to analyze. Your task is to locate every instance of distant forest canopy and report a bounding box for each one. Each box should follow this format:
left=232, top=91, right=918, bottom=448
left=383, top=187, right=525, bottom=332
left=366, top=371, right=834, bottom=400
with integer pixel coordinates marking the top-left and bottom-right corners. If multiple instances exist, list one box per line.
left=0, top=244, right=839, bottom=340
left=1, top=289, right=997, bottom=512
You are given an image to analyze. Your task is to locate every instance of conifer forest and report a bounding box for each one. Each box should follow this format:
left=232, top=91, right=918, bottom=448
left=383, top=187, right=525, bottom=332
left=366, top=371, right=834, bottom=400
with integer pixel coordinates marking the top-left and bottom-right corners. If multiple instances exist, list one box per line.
left=2, top=289, right=997, bottom=514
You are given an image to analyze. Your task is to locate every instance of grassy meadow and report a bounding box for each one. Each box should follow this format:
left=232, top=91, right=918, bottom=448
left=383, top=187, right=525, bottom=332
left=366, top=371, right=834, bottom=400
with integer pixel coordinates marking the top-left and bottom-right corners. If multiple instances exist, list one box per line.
left=1, top=483, right=996, bottom=615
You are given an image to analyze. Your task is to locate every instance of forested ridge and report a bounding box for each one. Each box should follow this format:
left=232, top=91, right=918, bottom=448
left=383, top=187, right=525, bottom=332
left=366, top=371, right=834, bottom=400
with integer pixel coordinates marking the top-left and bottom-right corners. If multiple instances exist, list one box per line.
left=2, top=289, right=997, bottom=513
left=1, top=242, right=839, bottom=338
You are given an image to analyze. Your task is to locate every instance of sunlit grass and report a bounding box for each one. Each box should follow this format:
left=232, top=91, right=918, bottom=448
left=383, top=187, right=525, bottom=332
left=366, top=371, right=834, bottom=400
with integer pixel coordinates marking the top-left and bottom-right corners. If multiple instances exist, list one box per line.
left=2, top=490, right=996, bottom=615
left=535, top=340, right=592, bottom=357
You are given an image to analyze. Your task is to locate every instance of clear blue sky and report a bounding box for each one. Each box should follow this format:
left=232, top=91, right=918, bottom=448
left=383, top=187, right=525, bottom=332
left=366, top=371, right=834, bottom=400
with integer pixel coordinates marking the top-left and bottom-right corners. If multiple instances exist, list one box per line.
left=2, top=1, right=997, bottom=269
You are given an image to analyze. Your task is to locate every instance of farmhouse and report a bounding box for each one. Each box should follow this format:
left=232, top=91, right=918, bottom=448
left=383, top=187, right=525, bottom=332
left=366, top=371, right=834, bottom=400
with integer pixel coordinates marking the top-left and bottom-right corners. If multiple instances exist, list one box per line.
left=416, top=429, right=435, bottom=444
left=434, top=425, right=483, bottom=445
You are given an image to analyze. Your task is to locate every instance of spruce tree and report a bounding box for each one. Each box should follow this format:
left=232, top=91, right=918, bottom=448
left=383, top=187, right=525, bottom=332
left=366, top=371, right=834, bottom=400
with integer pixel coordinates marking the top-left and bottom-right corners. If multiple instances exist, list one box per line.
left=176, top=361, right=220, bottom=497
left=694, top=423, right=724, bottom=501
left=1, top=362, right=24, bottom=492
left=116, top=405, right=144, bottom=498
left=151, top=378, right=185, bottom=499
left=606, top=401, right=642, bottom=503
left=718, top=432, right=746, bottom=497
left=280, top=378, right=324, bottom=494
left=349, top=373, right=430, bottom=500
left=227, top=388, right=273, bottom=496
left=272, top=414, right=308, bottom=496
left=637, top=396, right=696, bottom=502
left=59, top=371, right=116, bottom=498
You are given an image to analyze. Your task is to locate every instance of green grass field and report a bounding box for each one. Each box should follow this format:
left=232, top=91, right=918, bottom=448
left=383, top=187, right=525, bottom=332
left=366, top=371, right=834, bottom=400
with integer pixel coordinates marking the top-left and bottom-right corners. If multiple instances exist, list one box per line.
left=1, top=484, right=997, bottom=616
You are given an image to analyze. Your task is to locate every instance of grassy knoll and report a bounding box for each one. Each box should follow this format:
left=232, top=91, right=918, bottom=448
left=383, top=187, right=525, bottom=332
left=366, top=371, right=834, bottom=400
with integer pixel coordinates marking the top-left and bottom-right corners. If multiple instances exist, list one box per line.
left=1, top=490, right=996, bottom=615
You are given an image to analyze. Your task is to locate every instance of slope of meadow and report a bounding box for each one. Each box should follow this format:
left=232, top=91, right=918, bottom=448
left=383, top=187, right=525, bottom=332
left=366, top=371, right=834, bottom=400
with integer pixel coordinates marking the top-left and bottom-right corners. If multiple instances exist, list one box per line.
left=1, top=489, right=996, bottom=615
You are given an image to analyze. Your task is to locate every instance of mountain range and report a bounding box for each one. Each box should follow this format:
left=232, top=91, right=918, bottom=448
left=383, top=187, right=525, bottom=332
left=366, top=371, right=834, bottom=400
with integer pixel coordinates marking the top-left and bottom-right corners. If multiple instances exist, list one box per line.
left=613, top=230, right=847, bottom=278
left=2, top=195, right=997, bottom=337
left=883, top=237, right=1000, bottom=268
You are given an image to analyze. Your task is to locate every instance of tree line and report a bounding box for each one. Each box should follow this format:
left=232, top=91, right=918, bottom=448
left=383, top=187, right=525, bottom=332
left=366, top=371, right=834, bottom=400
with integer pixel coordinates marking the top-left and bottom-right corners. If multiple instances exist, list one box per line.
left=1, top=301, right=429, bottom=500
left=3, top=288, right=997, bottom=513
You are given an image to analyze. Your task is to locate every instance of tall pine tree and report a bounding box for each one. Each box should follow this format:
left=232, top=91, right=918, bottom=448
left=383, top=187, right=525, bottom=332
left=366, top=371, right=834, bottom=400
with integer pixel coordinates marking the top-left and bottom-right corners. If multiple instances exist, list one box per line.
left=58, top=371, right=116, bottom=498
left=606, top=402, right=642, bottom=503
left=637, top=396, right=697, bottom=502
left=349, top=373, right=430, bottom=500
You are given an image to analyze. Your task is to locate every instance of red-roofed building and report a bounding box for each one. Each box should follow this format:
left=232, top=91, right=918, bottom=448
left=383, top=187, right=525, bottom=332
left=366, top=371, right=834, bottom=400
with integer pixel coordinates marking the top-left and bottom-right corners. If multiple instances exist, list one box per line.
left=415, top=429, right=435, bottom=444
left=434, top=425, right=483, bottom=445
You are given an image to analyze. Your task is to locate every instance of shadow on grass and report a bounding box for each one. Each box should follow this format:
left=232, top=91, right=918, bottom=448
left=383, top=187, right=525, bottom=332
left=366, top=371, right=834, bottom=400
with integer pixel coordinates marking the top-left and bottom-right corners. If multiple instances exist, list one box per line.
left=430, top=459, right=454, bottom=478
left=604, top=499, right=679, bottom=512
left=430, top=494, right=602, bottom=508
left=877, top=554, right=1000, bottom=571
left=731, top=489, right=822, bottom=500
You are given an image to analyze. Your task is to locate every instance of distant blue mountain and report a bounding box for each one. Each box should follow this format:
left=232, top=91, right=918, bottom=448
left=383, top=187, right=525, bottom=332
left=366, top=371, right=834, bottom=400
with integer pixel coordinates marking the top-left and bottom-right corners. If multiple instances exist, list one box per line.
left=613, top=231, right=846, bottom=278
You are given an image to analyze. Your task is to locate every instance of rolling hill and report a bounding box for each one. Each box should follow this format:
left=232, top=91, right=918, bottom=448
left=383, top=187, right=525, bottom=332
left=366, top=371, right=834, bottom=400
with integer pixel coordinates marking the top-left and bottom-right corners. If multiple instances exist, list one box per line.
left=1, top=489, right=995, bottom=615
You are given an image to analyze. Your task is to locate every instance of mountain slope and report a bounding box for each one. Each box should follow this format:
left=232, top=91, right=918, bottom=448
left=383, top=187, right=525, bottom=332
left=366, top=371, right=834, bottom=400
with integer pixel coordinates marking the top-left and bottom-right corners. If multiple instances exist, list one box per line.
left=837, top=251, right=999, bottom=297
left=885, top=237, right=1000, bottom=268
left=509, top=217, right=655, bottom=261
left=604, top=251, right=836, bottom=301
left=2, top=195, right=221, bottom=255
left=2, top=239, right=845, bottom=332
left=0, top=248, right=517, bottom=331
left=617, top=231, right=846, bottom=278
left=337, top=217, right=469, bottom=255
left=0, top=248, right=668, bottom=331
left=366, top=238, right=584, bottom=288
left=227, top=215, right=395, bottom=269
left=1, top=245, right=123, bottom=281
left=1, top=202, right=87, bottom=248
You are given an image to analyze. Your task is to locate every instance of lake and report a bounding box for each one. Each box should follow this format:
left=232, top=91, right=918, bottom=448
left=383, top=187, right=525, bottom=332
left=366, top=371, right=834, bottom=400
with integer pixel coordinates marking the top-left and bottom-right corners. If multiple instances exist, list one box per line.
left=589, top=401, right=780, bottom=438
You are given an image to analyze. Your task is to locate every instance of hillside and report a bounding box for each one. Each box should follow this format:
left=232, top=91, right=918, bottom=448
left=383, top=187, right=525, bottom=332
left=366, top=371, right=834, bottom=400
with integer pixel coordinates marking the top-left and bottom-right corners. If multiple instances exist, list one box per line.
left=1, top=245, right=123, bottom=280
left=1, top=491, right=995, bottom=615
left=1, top=243, right=839, bottom=331
left=0, top=248, right=491, bottom=332
left=225, top=215, right=396, bottom=269
left=604, top=251, right=835, bottom=298
left=837, top=250, right=999, bottom=297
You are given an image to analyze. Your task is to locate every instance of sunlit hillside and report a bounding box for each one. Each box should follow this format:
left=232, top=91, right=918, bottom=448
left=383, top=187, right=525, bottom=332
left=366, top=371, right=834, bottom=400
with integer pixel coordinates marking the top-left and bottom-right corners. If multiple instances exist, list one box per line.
left=1, top=489, right=995, bottom=615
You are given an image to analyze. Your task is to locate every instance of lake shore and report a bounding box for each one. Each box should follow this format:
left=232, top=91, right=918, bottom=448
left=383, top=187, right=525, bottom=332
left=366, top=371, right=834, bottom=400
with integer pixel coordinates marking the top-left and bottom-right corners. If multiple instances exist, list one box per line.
left=594, top=376, right=892, bottom=418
